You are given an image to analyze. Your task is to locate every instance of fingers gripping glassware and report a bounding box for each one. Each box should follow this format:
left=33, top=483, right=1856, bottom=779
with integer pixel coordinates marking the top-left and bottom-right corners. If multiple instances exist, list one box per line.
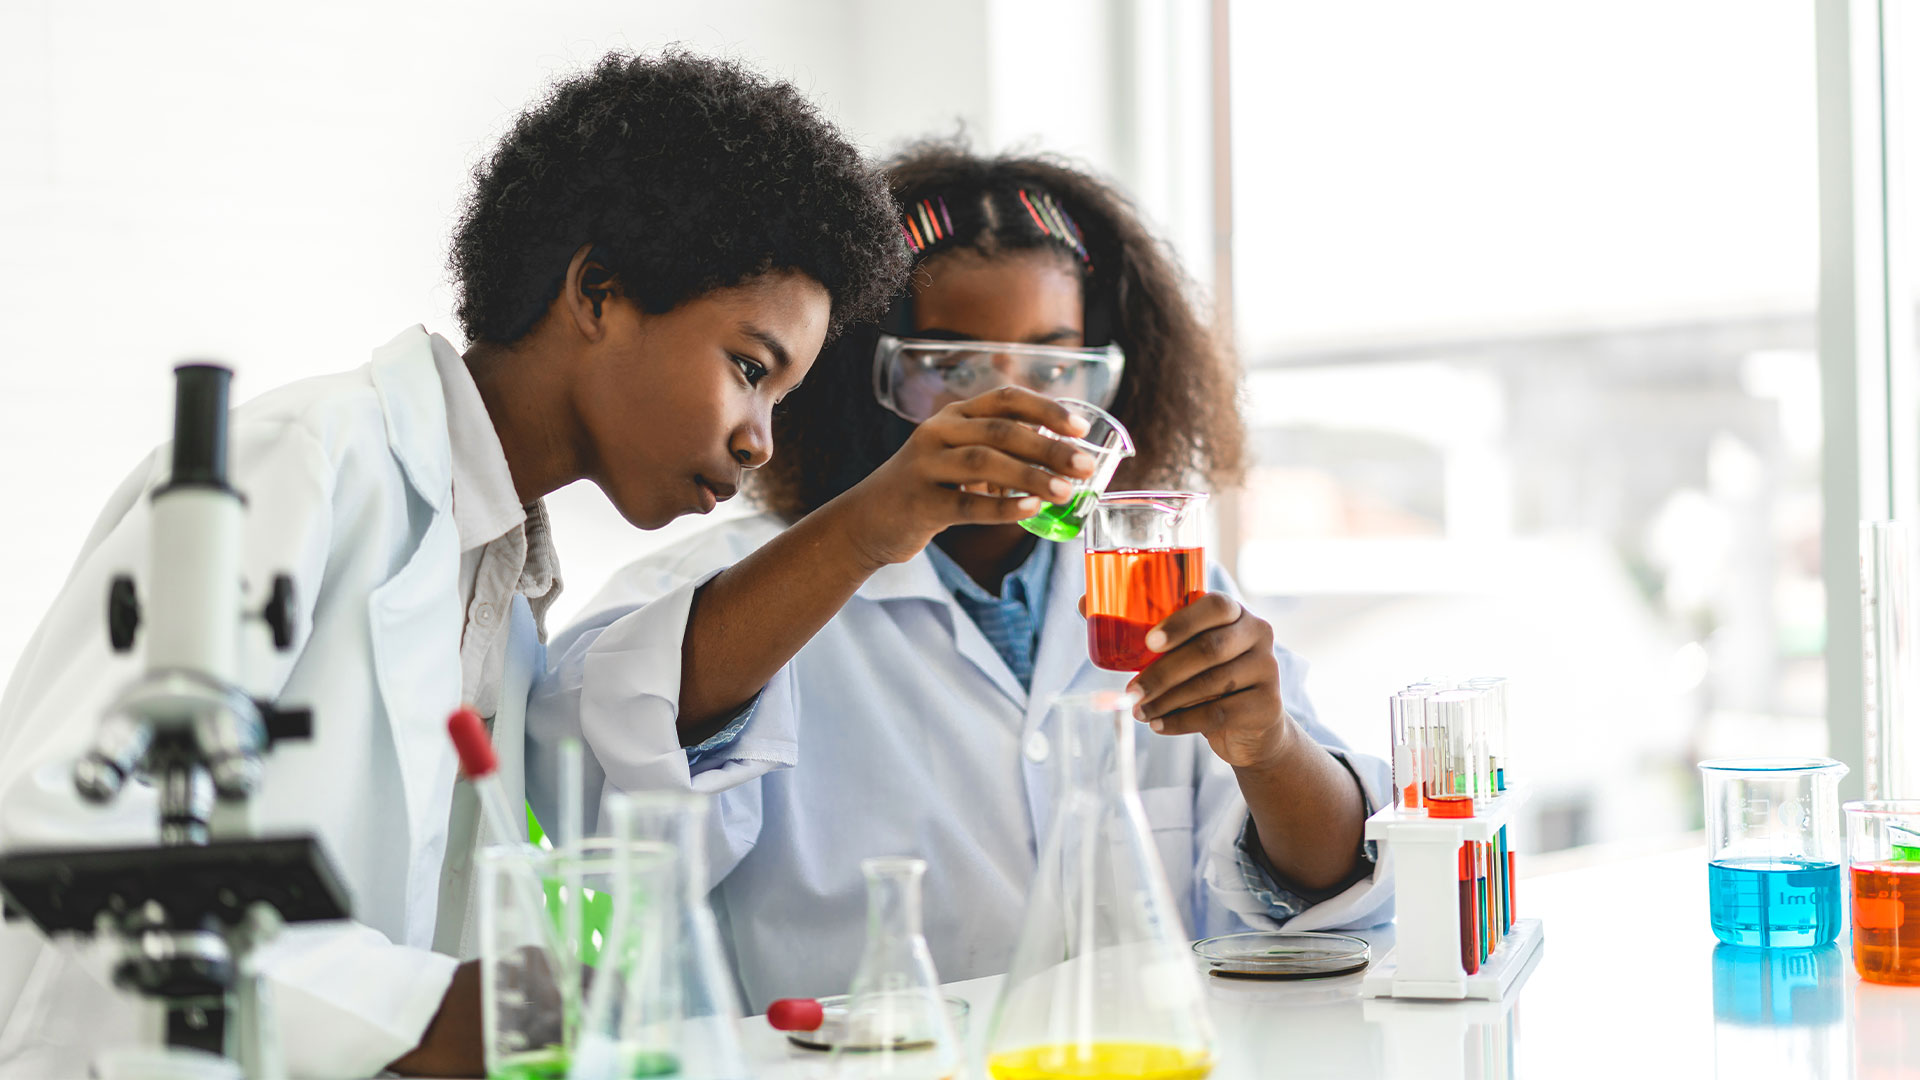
left=1017, top=400, right=1135, bottom=542
left=1699, top=758, right=1849, bottom=948
left=1843, top=800, right=1920, bottom=985
left=828, top=857, right=966, bottom=1080
left=1083, top=492, right=1208, bottom=671
left=872, top=335, right=1125, bottom=424
left=985, top=690, right=1215, bottom=1080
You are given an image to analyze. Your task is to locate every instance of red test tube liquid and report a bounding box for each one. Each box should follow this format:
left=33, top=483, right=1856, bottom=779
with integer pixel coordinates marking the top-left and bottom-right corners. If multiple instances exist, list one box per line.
left=1459, top=842, right=1479, bottom=975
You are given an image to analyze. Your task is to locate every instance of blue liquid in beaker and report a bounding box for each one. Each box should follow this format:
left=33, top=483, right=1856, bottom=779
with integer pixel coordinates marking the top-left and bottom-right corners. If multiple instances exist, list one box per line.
left=1707, top=857, right=1843, bottom=948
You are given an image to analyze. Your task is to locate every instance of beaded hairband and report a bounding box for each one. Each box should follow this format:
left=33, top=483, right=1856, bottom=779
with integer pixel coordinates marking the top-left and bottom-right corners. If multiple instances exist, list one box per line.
left=899, top=189, right=1093, bottom=269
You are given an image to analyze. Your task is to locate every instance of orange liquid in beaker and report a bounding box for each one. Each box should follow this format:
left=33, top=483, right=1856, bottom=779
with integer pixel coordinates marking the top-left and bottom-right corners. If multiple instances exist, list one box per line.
left=1084, top=547, right=1205, bottom=671
left=1852, top=861, right=1920, bottom=985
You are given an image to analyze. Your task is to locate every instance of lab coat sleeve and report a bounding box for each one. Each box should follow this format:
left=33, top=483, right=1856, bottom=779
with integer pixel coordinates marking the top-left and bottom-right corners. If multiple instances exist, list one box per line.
left=527, top=543, right=797, bottom=883
left=0, top=420, right=457, bottom=1080
left=1188, top=568, right=1396, bottom=936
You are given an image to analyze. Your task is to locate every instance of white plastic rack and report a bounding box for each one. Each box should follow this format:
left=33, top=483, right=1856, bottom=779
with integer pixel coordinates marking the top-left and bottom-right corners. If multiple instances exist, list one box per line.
left=1358, top=786, right=1544, bottom=1001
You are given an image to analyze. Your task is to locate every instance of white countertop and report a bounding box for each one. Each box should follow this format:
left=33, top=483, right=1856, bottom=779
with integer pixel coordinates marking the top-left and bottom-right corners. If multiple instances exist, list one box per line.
left=742, top=844, right=1920, bottom=1079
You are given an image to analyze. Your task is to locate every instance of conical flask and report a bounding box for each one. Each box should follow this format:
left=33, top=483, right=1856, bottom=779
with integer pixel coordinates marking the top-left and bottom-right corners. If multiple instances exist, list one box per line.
left=829, top=857, right=965, bottom=1080
left=984, top=689, right=1215, bottom=1080
left=572, top=791, right=751, bottom=1080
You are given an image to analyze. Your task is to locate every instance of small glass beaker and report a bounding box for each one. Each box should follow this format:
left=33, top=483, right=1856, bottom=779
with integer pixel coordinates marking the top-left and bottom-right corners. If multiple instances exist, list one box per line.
left=827, top=857, right=965, bottom=1080
left=1843, top=800, right=1920, bottom=985
left=479, top=839, right=675, bottom=1080
left=1018, top=399, right=1135, bottom=543
left=985, top=689, right=1215, bottom=1080
left=1700, top=757, right=1848, bottom=948
left=1083, top=492, right=1208, bottom=672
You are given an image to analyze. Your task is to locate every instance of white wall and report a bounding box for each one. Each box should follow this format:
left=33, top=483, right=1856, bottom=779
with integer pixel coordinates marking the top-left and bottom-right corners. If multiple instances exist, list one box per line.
left=0, top=0, right=1212, bottom=681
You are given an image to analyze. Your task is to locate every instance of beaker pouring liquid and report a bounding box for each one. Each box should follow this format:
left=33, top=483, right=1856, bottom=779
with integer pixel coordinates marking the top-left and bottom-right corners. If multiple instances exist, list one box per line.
left=1018, top=399, right=1135, bottom=543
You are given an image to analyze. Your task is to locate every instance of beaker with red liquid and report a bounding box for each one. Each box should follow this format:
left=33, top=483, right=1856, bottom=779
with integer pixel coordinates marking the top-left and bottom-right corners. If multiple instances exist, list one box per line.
left=1083, top=492, right=1208, bottom=672
left=1845, top=800, right=1920, bottom=985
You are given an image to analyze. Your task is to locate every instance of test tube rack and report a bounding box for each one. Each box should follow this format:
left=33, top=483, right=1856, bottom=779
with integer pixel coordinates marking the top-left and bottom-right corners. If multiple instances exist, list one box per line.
left=1358, top=788, right=1544, bottom=1001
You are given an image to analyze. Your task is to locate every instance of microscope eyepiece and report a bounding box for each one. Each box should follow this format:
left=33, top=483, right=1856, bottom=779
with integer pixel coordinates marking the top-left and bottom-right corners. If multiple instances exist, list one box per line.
left=165, top=363, right=233, bottom=493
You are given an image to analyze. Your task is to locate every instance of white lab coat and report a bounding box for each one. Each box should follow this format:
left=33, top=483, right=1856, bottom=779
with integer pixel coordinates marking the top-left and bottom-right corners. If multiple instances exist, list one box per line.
left=528, top=513, right=1394, bottom=1011
left=0, top=327, right=541, bottom=1079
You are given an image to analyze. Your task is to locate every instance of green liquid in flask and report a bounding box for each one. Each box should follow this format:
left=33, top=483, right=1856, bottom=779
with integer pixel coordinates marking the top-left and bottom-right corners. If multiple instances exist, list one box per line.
left=1019, top=491, right=1094, bottom=542
left=491, top=1047, right=680, bottom=1080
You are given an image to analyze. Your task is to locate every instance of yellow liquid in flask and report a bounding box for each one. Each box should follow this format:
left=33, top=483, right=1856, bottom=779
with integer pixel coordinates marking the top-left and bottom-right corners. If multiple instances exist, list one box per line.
left=987, top=1042, right=1214, bottom=1080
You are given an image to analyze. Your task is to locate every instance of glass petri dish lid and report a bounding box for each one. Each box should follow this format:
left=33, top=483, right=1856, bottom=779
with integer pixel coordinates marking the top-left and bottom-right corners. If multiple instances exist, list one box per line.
left=1192, top=931, right=1371, bottom=980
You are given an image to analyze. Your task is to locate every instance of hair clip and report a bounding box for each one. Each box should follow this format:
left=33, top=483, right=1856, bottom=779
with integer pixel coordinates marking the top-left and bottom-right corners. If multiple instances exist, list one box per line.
left=901, top=197, right=953, bottom=255
left=1018, top=189, right=1091, bottom=268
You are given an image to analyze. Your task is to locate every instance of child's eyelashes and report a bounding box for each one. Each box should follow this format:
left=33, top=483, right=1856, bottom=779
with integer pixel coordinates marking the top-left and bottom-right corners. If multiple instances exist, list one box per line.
left=732, top=354, right=770, bottom=386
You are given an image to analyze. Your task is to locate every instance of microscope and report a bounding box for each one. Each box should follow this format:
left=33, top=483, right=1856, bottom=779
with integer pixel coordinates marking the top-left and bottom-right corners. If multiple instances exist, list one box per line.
left=0, top=365, right=350, bottom=1078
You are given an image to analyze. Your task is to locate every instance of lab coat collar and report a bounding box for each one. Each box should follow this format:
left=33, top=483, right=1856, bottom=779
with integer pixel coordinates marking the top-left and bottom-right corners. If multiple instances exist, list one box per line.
left=430, top=332, right=527, bottom=553
left=368, top=325, right=454, bottom=514
left=853, top=546, right=1030, bottom=710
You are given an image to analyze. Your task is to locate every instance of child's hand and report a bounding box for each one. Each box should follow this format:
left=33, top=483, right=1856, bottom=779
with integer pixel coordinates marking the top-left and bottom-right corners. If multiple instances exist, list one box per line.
left=838, top=387, right=1097, bottom=568
left=1126, top=595, right=1290, bottom=770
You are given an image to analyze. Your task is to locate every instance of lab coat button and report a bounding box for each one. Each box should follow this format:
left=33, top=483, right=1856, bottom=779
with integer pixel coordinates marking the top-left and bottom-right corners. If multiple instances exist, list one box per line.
left=475, top=602, right=494, bottom=625
left=1024, top=731, right=1050, bottom=763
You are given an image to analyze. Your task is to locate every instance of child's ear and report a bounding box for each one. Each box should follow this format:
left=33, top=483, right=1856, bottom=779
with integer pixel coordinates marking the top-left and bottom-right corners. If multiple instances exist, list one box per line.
left=563, top=243, right=615, bottom=341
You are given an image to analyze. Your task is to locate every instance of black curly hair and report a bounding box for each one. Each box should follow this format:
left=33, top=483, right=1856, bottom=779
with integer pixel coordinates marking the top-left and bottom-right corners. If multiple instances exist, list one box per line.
left=450, top=50, right=908, bottom=346
left=752, top=142, right=1246, bottom=521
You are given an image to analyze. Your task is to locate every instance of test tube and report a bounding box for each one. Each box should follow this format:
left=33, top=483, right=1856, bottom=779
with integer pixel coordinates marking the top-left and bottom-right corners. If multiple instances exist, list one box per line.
left=1427, top=690, right=1486, bottom=803
left=1465, top=676, right=1510, bottom=792
left=1391, top=689, right=1435, bottom=810
left=1458, top=843, right=1479, bottom=975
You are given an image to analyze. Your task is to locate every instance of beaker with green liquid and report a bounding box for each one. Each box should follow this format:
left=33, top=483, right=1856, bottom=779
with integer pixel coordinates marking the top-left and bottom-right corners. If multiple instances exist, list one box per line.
left=479, top=839, right=679, bottom=1080
left=1017, top=399, right=1134, bottom=542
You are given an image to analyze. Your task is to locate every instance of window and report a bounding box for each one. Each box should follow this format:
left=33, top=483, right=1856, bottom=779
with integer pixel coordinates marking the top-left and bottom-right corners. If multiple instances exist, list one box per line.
left=1229, top=0, right=1821, bottom=850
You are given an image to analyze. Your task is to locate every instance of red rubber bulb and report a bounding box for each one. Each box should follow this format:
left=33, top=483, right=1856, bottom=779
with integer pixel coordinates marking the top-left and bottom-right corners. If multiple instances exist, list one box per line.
left=766, top=998, right=824, bottom=1031
left=447, top=706, right=497, bottom=778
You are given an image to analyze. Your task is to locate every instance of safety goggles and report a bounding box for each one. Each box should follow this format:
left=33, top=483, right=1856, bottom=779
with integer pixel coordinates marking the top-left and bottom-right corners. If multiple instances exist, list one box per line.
left=872, top=334, right=1125, bottom=424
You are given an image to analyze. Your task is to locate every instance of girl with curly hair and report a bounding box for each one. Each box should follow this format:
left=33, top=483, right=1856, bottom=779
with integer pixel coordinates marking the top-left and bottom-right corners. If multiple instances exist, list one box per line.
left=0, top=51, right=913, bottom=1077
left=536, top=145, right=1393, bottom=1008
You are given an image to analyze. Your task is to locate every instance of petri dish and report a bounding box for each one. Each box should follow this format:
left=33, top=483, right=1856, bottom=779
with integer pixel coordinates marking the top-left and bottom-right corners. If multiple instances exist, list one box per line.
left=1191, top=931, right=1371, bottom=980
left=782, top=993, right=971, bottom=1052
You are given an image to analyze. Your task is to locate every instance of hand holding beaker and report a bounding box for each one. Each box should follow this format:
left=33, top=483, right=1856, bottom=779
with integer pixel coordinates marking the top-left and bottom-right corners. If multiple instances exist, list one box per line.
left=838, top=387, right=1098, bottom=568
left=1123, top=591, right=1288, bottom=770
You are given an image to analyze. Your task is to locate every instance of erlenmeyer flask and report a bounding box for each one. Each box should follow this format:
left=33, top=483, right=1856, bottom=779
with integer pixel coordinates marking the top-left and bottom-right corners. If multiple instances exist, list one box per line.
left=829, top=857, right=965, bottom=1080
left=985, top=689, right=1215, bottom=1080
left=572, top=791, right=750, bottom=1080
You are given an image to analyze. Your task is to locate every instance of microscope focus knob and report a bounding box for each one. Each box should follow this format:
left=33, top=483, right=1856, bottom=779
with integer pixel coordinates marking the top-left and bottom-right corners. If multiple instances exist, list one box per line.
left=108, top=575, right=140, bottom=653
left=264, top=574, right=297, bottom=651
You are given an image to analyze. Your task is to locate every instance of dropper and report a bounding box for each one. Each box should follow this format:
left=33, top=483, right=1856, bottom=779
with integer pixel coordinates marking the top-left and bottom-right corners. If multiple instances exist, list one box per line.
left=447, top=706, right=527, bottom=846
left=446, top=706, right=573, bottom=999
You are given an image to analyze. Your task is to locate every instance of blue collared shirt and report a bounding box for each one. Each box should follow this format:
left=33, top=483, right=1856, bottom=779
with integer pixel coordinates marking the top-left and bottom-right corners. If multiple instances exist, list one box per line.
left=923, top=539, right=1055, bottom=689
